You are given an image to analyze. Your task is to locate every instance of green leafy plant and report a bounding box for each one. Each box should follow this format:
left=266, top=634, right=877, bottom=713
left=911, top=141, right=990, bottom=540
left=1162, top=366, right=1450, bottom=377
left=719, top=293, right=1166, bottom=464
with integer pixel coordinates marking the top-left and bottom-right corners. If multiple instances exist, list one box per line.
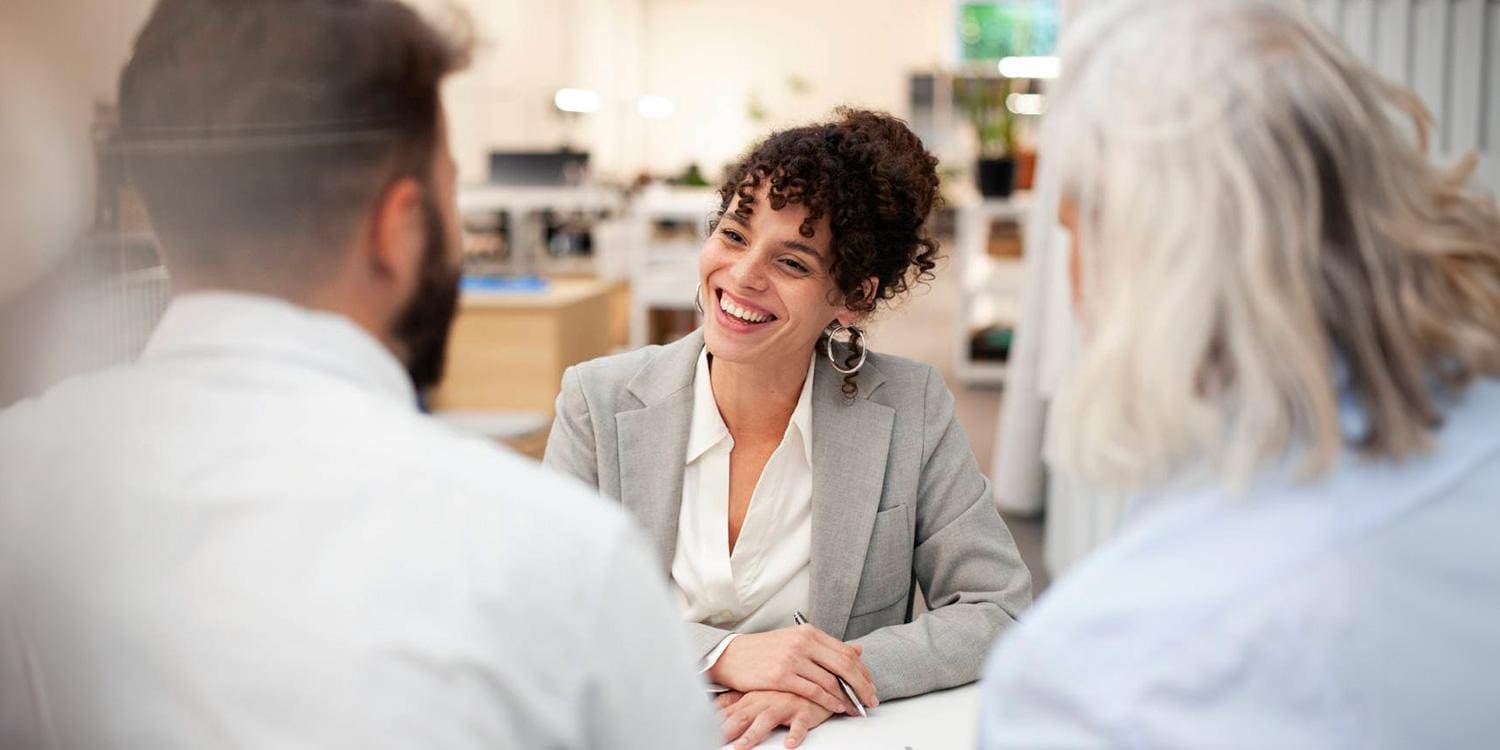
left=956, top=75, right=1017, bottom=159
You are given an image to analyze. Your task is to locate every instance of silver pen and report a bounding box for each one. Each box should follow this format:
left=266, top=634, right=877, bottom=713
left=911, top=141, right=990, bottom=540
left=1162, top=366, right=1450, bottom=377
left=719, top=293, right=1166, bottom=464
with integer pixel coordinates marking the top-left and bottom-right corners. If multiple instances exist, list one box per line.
left=791, top=610, right=868, bottom=717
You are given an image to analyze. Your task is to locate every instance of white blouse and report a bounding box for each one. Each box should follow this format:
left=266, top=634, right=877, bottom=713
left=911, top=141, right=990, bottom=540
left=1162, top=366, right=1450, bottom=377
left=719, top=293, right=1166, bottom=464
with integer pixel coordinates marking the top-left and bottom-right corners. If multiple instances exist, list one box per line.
left=671, top=347, right=816, bottom=668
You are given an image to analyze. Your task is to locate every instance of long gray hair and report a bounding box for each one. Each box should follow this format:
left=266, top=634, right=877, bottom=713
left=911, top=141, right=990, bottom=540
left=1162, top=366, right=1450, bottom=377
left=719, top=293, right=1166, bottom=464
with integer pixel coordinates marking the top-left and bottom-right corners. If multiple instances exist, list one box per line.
left=1046, top=0, right=1500, bottom=489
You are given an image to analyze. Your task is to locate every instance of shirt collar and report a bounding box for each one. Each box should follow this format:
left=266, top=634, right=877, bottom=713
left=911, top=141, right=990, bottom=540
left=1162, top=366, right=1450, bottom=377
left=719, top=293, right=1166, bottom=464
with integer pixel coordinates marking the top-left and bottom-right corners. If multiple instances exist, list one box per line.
left=685, top=346, right=817, bottom=466
left=140, top=291, right=417, bottom=408
left=791, top=350, right=816, bottom=465
left=686, top=347, right=729, bottom=464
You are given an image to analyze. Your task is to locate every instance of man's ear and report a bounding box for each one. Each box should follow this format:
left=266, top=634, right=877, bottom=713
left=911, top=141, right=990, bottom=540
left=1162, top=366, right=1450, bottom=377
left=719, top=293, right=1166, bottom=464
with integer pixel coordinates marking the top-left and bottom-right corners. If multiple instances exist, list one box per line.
left=367, top=176, right=425, bottom=289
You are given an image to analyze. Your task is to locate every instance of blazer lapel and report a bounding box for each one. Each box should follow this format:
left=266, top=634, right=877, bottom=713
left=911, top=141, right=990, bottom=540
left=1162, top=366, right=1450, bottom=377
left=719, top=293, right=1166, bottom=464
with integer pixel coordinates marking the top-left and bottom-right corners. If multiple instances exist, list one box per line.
left=808, top=351, right=893, bottom=639
left=616, top=331, right=704, bottom=573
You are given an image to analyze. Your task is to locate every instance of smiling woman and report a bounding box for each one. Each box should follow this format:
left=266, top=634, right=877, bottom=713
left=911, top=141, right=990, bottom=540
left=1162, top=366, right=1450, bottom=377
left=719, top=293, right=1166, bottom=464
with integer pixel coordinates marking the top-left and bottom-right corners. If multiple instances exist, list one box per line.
left=701, top=108, right=941, bottom=399
left=544, top=109, right=1032, bottom=750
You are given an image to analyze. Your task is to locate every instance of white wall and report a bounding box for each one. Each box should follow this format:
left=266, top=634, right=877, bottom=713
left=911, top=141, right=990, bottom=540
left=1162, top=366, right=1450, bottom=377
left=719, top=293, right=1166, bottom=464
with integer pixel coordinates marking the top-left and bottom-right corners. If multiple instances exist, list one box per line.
left=438, top=0, right=956, bottom=184
left=433, top=0, right=621, bottom=183
left=8, top=0, right=962, bottom=187
left=636, top=0, right=955, bottom=180
left=1, top=0, right=156, bottom=129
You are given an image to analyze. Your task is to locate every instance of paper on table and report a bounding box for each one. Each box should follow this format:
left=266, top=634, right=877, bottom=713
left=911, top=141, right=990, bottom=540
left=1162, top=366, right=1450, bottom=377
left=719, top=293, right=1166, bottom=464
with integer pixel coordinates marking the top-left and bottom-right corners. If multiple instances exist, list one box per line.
left=716, top=684, right=980, bottom=750
left=733, top=737, right=913, bottom=750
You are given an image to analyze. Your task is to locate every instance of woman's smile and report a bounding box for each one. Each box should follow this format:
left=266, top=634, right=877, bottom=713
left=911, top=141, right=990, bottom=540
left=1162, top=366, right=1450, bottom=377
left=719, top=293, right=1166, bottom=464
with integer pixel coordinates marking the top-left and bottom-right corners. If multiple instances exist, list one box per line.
left=713, top=288, right=779, bottom=333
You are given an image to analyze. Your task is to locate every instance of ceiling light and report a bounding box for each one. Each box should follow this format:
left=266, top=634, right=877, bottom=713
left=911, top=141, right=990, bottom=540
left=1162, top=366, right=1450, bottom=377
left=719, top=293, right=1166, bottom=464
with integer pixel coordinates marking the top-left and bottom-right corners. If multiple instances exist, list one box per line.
left=998, top=56, right=1060, bottom=80
left=554, top=88, right=601, bottom=114
left=1006, top=93, right=1046, bottom=116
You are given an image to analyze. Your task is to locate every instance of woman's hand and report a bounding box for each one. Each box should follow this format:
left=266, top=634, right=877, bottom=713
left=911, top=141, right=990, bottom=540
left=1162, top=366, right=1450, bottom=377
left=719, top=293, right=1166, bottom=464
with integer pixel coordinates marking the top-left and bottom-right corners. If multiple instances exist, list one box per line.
left=719, top=690, right=834, bottom=749
left=706, top=625, right=878, bottom=715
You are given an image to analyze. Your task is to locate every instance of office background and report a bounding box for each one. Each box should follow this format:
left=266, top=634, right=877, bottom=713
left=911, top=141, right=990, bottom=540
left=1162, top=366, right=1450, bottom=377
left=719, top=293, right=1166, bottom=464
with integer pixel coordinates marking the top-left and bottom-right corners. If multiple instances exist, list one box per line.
left=4, top=0, right=1498, bottom=589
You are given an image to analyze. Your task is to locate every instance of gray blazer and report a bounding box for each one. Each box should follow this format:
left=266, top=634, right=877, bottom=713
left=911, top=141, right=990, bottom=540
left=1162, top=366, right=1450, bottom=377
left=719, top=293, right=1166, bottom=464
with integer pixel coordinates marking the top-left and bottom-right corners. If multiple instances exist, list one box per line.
left=544, top=330, right=1032, bottom=700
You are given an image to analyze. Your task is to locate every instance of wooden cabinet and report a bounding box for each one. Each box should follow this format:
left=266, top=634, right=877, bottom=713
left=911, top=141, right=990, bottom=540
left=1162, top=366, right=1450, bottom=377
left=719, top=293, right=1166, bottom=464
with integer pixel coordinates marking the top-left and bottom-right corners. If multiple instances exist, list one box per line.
left=429, top=277, right=623, bottom=413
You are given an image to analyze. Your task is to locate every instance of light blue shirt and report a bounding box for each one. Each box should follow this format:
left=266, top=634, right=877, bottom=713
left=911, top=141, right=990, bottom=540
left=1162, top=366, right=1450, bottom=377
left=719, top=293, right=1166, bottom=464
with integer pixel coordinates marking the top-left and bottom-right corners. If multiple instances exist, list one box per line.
left=980, top=378, right=1500, bottom=749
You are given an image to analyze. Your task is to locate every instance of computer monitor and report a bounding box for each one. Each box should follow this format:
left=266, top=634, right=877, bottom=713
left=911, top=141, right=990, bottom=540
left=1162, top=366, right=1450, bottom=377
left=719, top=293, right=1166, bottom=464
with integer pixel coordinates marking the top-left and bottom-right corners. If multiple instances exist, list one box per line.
left=486, top=150, right=589, bottom=187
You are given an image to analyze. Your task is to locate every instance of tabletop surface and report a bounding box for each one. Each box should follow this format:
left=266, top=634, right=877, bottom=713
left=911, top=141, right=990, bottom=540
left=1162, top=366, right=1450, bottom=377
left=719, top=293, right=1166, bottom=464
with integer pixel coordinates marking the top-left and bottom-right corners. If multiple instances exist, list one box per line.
left=730, top=683, right=979, bottom=750
left=457, top=276, right=617, bottom=310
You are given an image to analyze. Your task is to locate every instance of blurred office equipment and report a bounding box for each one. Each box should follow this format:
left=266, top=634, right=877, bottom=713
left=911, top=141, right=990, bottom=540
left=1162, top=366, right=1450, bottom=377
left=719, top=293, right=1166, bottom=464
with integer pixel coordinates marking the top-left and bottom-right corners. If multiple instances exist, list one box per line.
left=458, top=149, right=620, bottom=277
left=487, top=149, right=589, bottom=188
left=444, top=149, right=632, bottom=442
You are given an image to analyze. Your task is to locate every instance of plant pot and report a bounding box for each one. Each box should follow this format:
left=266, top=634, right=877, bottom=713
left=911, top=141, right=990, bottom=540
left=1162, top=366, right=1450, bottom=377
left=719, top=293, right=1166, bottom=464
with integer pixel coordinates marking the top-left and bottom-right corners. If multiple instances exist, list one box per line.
left=1015, top=149, right=1038, bottom=191
left=976, top=157, right=1016, bottom=198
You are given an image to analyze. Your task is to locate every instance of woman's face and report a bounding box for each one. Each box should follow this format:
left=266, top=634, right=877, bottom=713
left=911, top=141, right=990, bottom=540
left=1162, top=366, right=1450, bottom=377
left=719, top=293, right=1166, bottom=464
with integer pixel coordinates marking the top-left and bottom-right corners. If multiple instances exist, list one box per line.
left=699, top=186, right=851, bottom=369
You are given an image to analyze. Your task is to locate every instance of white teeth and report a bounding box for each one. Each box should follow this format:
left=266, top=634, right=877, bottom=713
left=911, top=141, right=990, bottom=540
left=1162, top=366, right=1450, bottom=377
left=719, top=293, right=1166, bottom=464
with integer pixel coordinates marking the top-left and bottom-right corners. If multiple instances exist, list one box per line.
left=719, top=294, right=770, bottom=324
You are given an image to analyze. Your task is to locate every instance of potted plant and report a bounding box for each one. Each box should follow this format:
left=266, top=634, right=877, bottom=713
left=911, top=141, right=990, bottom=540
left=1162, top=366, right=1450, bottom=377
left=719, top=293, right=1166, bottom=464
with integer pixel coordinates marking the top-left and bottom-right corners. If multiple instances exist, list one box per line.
left=957, top=75, right=1018, bottom=198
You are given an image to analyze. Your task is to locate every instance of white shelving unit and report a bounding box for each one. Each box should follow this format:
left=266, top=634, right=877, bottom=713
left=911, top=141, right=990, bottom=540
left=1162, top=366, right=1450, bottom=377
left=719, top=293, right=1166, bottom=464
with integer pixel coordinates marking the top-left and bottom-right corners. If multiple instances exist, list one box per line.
left=623, top=186, right=719, bottom=347
left=954, top=194, right=1028, bottom=386
left=457, top=184, right=624, bottom=277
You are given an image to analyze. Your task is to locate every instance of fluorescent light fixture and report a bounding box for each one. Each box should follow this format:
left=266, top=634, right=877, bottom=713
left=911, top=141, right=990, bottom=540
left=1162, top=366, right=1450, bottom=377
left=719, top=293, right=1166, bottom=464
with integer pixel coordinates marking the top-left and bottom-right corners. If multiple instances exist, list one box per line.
left=637, top=95, right=675, bottom=120
left=554, top=88, right=601, bottom=114
left=1006, top=93, right=1046, bottom=116
left=998, top=56, right=1060, bottom=80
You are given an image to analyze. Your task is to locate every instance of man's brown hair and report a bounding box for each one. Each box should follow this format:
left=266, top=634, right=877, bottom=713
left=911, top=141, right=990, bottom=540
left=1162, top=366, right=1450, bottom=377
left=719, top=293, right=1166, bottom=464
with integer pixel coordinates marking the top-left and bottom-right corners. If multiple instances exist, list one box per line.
left=119, top=0, right=470, bottom=286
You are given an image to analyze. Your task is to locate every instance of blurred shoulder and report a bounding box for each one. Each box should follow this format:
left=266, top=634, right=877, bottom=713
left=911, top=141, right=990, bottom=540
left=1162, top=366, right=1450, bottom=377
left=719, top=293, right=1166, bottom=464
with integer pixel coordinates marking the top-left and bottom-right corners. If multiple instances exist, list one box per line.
left=983, top=484, right=1353, bottom=735
left=0, top=364, right=142, bottom=449
left=403, top=412, right=633, bottom=527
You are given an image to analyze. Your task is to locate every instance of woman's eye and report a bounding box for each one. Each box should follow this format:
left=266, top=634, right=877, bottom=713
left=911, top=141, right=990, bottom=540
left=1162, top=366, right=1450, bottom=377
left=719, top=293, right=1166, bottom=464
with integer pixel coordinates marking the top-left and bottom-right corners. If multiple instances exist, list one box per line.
left=720, top=229, right=746, bottom=245
left=781, top=258, right=809, bottom=273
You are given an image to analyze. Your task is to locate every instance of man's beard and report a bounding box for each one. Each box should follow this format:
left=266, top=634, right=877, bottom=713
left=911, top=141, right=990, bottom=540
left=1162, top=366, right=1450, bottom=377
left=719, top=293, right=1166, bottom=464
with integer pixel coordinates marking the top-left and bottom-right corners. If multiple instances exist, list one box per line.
left=390, top=193, right=462, bottom=393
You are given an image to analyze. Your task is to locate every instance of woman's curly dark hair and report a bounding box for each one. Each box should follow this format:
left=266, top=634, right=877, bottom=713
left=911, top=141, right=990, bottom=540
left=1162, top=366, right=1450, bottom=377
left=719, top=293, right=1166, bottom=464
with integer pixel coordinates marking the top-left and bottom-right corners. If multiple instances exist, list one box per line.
left=713, top=107, right=941, bottom=394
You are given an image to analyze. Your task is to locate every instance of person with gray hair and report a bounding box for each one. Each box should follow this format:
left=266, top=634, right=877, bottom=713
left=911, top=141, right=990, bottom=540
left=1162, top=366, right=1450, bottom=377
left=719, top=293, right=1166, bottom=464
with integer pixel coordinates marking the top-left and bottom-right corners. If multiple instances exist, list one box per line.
left=981, top=0, right=1500, bottom=747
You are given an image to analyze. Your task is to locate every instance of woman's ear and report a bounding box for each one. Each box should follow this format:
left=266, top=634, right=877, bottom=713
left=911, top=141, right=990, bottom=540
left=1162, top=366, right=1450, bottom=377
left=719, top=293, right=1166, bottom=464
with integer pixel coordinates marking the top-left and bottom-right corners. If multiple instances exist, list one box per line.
left=836, top=277, right=879, bottom=327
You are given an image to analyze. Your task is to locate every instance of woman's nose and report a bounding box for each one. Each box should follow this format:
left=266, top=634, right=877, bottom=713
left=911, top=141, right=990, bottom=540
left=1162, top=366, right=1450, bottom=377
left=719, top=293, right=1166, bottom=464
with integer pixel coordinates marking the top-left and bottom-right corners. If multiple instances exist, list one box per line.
left=728, top=251, right=769, bottom=290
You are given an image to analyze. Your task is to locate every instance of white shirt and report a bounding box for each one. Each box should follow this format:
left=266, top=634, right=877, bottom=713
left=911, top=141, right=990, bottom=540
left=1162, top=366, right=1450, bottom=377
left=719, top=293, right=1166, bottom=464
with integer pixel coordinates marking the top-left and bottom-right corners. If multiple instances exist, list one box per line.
left=672, top=347, right=816, bottom=664
left=0, top=292, right=717, bottom=750
left=981, top=378, right=1500, bottom=749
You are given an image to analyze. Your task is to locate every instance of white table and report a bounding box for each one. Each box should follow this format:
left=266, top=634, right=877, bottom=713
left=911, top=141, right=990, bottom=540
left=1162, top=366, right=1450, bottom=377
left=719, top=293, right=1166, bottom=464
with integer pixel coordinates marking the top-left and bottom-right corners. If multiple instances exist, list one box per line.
left=731, top=684, right=980, bottom=750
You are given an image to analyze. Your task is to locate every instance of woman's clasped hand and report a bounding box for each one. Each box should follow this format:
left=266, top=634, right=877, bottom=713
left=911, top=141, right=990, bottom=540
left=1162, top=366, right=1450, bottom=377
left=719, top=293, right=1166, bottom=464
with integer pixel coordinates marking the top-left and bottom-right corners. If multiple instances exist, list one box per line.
left=708, top=625, right=879, bottom=748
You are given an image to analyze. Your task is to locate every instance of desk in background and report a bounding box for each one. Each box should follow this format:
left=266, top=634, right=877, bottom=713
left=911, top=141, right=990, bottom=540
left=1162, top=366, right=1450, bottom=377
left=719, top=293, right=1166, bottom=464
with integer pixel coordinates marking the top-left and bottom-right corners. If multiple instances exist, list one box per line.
left=430, top=277, right=623, bottom=457
left=737, top=684, right=979, bottom=750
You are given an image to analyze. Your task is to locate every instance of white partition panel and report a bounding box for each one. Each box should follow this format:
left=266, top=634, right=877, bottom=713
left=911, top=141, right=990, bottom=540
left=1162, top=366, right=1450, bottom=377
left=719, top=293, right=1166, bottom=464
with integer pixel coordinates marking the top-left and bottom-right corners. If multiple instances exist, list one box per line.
left=1373, top=0, right=1415, bottom=84
left=1489, top=2, right=1500, bottom=148
left=1487, top=3, right=1500, bottom=190
left=1306, top=0, right=1498, bottom=191
left=1411, top=0, right=1452, bottom=148
left=1309, top=0, right=1341, bottom=30
left=1342, top=0, right=1377, bottom=61
left=1452, top=0, right=1488, bottom=154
